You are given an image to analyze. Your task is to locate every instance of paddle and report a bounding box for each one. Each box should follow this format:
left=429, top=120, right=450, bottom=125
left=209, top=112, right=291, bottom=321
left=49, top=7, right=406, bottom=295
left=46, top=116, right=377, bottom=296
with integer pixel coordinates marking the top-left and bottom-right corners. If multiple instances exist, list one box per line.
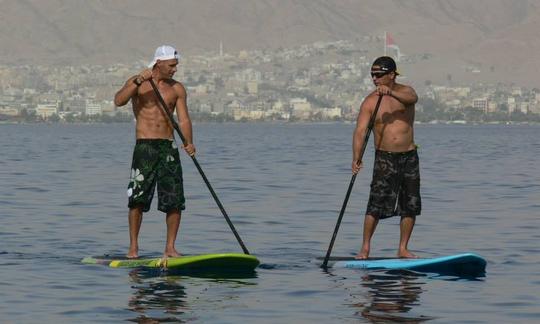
left=322, top=94, right=383, bottom=268
left=148, top=78, right=250, bottom=255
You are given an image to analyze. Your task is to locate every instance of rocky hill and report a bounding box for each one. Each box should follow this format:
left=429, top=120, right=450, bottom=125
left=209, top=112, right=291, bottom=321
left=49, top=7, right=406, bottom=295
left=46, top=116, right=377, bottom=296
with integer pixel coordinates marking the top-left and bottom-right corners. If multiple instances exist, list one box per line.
left=1, top=0, right=538, bottom=87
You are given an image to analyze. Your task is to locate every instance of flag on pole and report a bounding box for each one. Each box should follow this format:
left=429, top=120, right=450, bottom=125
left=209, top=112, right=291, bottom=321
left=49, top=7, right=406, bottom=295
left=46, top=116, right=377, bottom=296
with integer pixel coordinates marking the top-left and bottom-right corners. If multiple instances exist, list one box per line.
left=386, top=32, right=399, bottom=49
left=386, top=33, right=394, bottom=47
left=384, top=32, right=402, bottom=61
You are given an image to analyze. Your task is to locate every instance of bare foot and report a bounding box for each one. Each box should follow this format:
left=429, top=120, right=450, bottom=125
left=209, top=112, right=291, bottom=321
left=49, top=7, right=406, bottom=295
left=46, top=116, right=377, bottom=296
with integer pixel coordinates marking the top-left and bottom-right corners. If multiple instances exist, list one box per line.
left=397, top=249, right=419, bottom=259
left=126, top=248, right=139, bottom=259
left=163, top=248, right=181, bottom=258
left=355, top=246, right=370, bottom=260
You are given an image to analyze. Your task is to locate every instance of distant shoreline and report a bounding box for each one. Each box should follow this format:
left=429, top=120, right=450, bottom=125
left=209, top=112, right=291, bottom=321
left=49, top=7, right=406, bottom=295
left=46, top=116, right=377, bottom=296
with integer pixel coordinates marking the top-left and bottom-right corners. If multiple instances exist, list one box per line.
left=2, top=120, right=539, bottom=126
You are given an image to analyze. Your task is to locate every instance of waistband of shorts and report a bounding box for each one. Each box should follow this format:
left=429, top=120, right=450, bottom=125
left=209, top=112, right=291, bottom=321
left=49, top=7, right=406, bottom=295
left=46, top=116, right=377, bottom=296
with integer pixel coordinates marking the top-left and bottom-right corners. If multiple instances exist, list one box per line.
left=375, top=148, right=417, bottom=155
left=135, top=138, right=174, bottom=144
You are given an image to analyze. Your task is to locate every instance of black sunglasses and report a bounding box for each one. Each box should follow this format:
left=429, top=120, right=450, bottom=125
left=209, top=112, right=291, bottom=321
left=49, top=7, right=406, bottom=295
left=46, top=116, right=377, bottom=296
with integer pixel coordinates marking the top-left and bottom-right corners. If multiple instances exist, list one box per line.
left=370, top=71, right=389, bottom=78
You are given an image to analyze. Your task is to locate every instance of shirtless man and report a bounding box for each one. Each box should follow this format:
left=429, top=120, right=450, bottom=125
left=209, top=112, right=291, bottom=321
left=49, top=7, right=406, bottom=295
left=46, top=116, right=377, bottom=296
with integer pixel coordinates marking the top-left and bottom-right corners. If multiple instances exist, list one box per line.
left=352, top=56, right=420, bottom=259
left=114, top=45, right=195, bottom=258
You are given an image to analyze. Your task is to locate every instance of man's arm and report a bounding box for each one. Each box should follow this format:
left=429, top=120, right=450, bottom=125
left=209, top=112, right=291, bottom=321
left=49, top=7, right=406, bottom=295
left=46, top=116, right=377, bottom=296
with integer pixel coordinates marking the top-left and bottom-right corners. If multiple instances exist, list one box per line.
left=114, top=76, right=139, bottom=107
left=388, top=84, right=418, bottom=106
left=175, top=83, right=196, bottom=156
left=352, top=95, right=375, bottom=173
left=114, top=69, right=152, bottom=107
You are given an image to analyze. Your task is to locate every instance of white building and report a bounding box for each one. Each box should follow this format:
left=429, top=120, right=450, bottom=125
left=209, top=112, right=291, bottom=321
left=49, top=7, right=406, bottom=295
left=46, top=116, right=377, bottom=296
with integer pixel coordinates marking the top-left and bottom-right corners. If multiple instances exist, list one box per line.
left=518, top=102, right=529, bottom=114
left=529, top=102, right=540, bottom=114
left=290, top=98, right=312, bottom=119
left=36, top=103, right=59, bottom=118
left=246, top=81, right=258, bottom=95
left=472, top=98, right=489, bottom=112
left=487, top=101, right=498, bottom=113
left=85, top=100, right=102, bottom=116
left=290, top=98, right=311, bottom=112
left=0, top=107, right=19, bottom=116
left=321, top=107, right=342, bottom=119
left=234, top=68, right=262, bottom=82
left=507, top=97, right=516, bottom=113
left=272, top=100, right=286, bottom=112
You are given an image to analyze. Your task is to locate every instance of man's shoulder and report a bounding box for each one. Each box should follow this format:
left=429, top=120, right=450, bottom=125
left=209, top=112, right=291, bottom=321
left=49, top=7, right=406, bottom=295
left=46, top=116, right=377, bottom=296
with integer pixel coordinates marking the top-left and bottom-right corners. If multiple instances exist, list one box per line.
left=169, top=79, right=185, bottom=88
left=394, top=82, right=415, bottom=91
left=166, top=79, right=186, bottom=94
left=362, top=92, right=379, bottom=105
left=164, top=78, right=181, bottom=86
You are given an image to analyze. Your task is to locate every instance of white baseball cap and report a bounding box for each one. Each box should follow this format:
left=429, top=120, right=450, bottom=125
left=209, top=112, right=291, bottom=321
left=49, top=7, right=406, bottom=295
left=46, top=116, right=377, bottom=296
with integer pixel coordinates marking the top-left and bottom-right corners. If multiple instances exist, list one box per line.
left=148, top=45, right=180, bottom=68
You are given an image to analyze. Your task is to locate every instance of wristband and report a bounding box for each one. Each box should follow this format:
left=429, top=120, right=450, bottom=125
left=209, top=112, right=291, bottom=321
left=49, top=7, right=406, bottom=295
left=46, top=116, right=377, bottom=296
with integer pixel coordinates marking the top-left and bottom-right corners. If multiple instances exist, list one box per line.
left=133, top=77, right=143, bottom=86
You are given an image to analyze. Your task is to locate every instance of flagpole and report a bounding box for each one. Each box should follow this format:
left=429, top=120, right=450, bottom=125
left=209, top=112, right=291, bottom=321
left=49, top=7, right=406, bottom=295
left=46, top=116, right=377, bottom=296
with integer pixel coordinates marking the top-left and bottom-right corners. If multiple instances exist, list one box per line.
left=384, top=31, right=387, bottom=56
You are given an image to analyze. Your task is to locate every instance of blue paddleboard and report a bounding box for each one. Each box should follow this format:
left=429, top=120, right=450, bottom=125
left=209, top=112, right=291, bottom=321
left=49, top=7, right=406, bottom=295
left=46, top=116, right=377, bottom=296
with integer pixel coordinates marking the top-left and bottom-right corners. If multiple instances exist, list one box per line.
left=330, top=253, right=486, bottom=276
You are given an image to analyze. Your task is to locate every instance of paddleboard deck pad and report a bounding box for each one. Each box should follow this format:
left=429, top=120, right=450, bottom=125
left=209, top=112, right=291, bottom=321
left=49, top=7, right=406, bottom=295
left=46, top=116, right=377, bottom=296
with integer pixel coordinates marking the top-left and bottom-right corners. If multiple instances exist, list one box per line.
left=82, top=253, right=259, bottom=272
left=326, top=253, right=486, bottom=276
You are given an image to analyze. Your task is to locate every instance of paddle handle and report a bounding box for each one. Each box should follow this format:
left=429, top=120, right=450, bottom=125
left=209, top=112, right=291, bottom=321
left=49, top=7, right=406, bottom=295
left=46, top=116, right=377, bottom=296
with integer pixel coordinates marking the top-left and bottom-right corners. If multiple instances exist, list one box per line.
left=322, top=94, right=383, bottom=268
left=149, top=78, right=250, bottom=255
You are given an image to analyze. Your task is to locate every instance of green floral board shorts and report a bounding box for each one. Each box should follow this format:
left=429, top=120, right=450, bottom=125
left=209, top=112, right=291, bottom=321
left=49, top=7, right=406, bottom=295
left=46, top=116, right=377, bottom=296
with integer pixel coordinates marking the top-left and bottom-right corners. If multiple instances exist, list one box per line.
left=127, top=139, right=185, bottom=213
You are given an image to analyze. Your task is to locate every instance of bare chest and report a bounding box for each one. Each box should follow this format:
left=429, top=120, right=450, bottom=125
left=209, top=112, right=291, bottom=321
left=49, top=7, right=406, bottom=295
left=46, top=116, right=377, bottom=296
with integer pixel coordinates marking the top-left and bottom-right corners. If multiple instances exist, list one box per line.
left=375, top=98, right=414, bottom=125
left=134, top=83, right=177, bottom=112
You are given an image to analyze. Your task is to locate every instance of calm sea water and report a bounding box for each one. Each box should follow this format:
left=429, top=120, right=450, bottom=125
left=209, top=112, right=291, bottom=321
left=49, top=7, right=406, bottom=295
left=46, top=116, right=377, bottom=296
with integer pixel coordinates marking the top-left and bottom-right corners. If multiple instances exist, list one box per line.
left=0, top=122, right=539, bottom=323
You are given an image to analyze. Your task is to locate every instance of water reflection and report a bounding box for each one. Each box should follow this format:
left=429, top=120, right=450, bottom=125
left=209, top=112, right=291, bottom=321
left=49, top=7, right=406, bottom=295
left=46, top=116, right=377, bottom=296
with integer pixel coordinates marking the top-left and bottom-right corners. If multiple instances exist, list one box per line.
left=349, top=270, right=435, bottom=322
left=126, top=268, right=258, bottom=323
left=127, top=269, right=190, bottom=323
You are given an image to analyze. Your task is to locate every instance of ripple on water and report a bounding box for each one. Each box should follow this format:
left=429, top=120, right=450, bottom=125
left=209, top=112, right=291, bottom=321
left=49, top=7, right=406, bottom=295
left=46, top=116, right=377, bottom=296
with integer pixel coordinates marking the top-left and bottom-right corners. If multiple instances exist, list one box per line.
left=0, top=123, right=539, bottom=323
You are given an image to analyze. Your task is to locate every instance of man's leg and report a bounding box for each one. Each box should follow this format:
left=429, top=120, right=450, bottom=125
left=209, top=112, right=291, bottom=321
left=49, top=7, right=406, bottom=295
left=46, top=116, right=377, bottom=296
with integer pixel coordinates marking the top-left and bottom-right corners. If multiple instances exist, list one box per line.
left=356, top=214, right=379, bottom=259
left=127, top=206, right=143, bottom=258
left=164, top=209, right=181, bottom=257
left=398, top=215, right=417, bottom=258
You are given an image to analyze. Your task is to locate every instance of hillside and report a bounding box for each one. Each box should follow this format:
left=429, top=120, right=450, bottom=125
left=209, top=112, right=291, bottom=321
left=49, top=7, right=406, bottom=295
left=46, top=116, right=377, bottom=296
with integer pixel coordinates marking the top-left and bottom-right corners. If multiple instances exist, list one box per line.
left=1, top=0, right=538, bottom=87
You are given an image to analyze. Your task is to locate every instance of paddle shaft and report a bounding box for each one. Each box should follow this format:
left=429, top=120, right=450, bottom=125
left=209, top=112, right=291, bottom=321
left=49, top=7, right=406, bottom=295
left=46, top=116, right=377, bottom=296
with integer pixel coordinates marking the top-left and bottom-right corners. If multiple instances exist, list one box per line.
left=322, top=94, right=383, bottom=268
left=148, top=78, right=250, bottom=255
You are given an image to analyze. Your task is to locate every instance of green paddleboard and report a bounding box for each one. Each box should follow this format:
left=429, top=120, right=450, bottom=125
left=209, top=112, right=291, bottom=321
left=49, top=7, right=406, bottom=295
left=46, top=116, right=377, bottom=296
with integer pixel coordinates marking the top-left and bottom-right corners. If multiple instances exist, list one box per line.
left=82, top=253, right=259, bottom=271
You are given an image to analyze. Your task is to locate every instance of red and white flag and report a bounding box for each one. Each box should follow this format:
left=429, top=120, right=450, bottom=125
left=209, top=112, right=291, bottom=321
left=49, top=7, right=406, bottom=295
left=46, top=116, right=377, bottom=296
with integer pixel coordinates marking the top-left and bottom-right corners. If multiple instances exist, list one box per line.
left=384, top=32, right=402, bottom=60
left=386, top=32, right=399, bottom=49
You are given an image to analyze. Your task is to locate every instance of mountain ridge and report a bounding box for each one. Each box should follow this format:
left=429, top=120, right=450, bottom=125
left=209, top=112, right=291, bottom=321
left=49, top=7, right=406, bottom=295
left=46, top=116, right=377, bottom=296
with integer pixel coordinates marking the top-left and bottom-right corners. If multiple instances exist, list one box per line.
left=1, top=0, right=538, bottom=87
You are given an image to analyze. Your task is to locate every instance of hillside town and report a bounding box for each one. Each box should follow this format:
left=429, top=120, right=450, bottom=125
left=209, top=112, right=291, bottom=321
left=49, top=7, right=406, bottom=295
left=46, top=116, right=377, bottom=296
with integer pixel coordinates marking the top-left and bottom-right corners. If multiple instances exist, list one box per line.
left=1, top=39, right=539, bottom=124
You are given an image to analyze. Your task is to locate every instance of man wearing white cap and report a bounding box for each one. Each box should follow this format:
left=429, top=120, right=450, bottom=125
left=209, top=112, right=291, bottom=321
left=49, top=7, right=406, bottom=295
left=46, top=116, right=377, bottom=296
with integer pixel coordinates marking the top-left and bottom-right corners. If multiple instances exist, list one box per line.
left=114, top=45, right=195, bottom=259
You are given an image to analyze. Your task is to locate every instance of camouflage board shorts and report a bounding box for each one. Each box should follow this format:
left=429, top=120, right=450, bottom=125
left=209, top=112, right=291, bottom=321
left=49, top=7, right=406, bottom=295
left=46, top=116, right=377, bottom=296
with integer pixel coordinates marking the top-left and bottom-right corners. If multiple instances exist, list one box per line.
left=127, top=139, right=185, bottom=213
left=366, top=149, right=421, bottom=219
